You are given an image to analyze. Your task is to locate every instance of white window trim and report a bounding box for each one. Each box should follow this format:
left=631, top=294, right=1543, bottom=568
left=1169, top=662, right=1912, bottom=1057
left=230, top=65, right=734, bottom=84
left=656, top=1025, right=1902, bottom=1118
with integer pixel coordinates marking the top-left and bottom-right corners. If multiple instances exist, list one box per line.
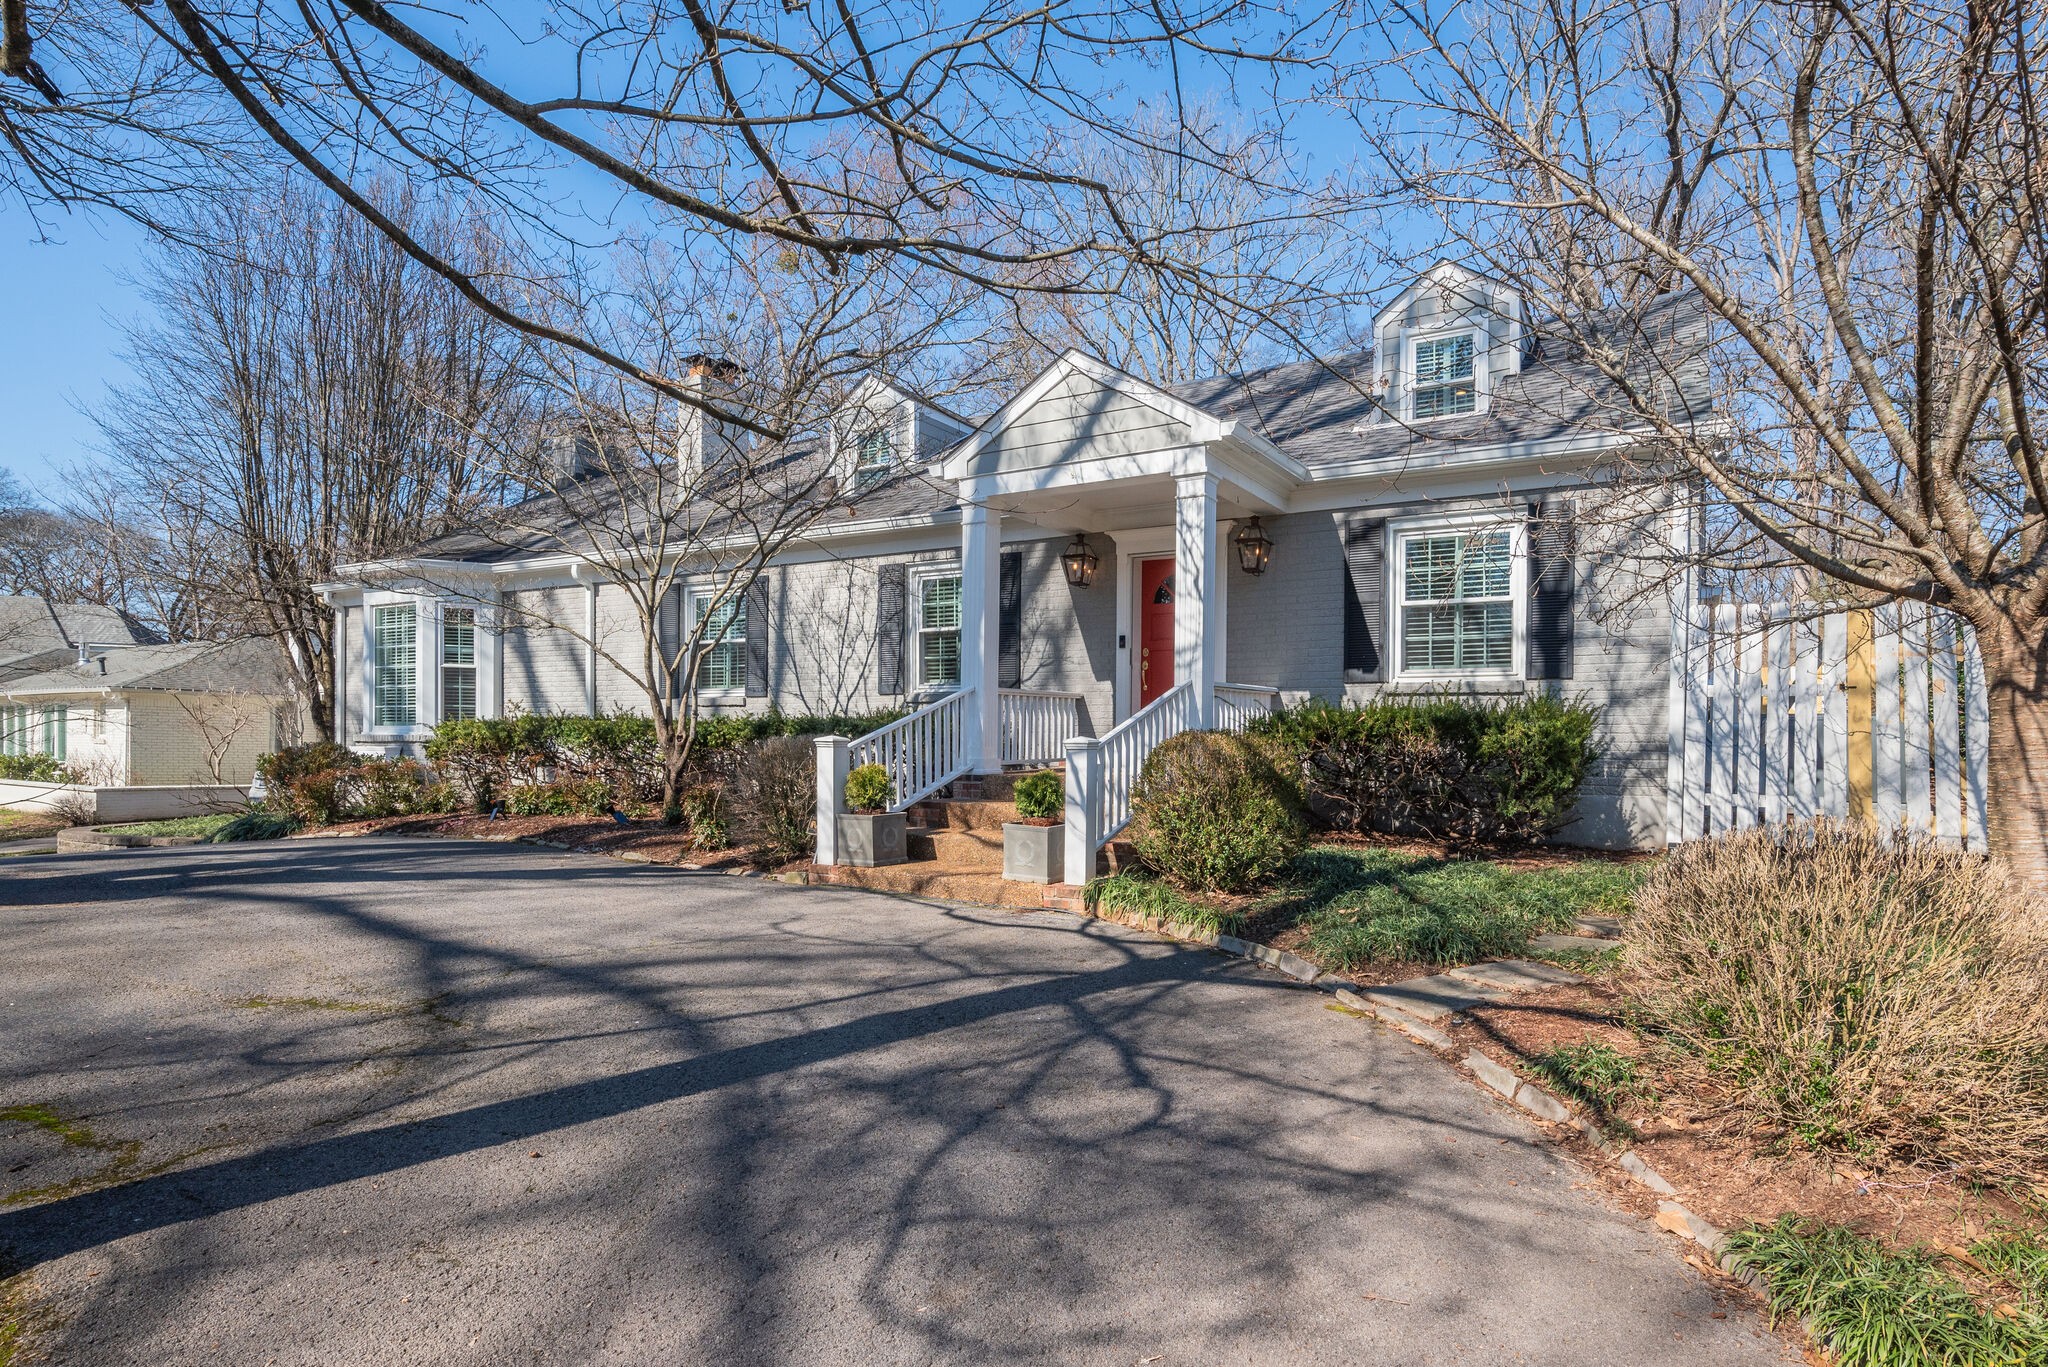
left=362, top=591, right=500, bottom=737
left=907, top=562, right=964, bottom=699
left=1404, top=325, right=1485, bottom=423
left=1387, top=512, right=1527, bottom=686
left=684, top=582, right=749, bottom=702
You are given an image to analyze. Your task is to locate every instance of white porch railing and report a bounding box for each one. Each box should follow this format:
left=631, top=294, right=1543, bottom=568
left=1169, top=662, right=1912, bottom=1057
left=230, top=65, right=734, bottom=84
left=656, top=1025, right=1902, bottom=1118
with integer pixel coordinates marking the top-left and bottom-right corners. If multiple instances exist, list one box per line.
left=1000, top=689, right=1090, bottom=766
left=1214, top=682, right=1281, bottom=733
left=1063, top=682, right=1197, bottom=881
left=849, top=689, right=972, bottom=813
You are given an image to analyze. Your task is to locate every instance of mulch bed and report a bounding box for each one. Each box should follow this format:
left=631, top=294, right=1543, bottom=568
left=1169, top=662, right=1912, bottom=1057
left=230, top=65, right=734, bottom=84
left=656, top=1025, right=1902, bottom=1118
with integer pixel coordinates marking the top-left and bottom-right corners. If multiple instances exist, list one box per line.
left=1441, top=980, right=2039, bottom=1254
left=300, top=813, right=764, bottom=871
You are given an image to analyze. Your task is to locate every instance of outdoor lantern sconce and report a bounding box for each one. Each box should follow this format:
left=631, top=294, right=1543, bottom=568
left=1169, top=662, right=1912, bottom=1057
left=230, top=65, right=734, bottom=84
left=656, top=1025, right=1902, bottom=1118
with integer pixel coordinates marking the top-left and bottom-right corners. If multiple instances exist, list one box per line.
left=1062, top=533, right=1100, bottom=588
left=1234, top=517, right=1274, bottom=576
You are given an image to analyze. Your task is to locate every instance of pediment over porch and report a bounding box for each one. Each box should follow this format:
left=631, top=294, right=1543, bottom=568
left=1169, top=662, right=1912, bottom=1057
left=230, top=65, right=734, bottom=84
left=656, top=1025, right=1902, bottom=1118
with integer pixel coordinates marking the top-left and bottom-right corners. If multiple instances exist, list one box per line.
left=940, top=351, right=1307, bottom=517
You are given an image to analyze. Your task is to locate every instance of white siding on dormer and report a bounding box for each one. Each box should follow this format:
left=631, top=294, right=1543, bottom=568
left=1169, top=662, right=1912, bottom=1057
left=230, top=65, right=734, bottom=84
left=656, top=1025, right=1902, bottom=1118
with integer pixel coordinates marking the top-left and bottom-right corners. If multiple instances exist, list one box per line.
left=1373, top=267, right=1526, bottom=422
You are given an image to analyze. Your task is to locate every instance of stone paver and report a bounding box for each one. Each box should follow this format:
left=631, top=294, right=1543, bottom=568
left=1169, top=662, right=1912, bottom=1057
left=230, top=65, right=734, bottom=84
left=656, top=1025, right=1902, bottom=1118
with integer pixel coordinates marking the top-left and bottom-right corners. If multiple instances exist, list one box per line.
left=1530, top=932, right=1620, bottom=953
left=1364, top=972, right=1507, bottom=1021
left=1447, top=959, right=1587, bottom=993
left=0, top=839, right=1793, bottom=1366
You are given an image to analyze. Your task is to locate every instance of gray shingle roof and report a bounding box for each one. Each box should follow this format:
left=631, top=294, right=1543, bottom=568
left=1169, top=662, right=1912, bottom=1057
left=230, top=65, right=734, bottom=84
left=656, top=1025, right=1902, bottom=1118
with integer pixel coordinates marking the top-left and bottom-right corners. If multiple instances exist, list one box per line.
left=0, top=638, right=293, bottom=699
left=0, top=595, right=155, bottom=669
left=372, top=290, right=1709, bottom=570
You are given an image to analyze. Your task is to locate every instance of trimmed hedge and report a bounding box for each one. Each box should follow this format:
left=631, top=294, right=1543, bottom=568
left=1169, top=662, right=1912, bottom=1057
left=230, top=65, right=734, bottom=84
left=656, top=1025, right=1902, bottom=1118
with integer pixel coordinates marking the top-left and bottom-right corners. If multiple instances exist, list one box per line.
left=1249, top=695, right=1600, bottom=846
left=0, top=753, right=78, bottom=782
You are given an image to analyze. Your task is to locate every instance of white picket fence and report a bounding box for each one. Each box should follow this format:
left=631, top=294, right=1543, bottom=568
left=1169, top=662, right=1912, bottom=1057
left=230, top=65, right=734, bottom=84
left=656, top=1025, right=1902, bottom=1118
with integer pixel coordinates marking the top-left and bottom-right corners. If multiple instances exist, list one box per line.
left=1665, top=600, right=1990, bottom=847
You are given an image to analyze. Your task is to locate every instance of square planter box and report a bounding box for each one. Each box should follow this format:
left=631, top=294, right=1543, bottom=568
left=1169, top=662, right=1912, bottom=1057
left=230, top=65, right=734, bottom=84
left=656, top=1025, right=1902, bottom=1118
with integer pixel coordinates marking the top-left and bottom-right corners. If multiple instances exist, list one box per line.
left=1002, top=821, right=1064, bottom=884
left=835, top=811, right=907, bottom=867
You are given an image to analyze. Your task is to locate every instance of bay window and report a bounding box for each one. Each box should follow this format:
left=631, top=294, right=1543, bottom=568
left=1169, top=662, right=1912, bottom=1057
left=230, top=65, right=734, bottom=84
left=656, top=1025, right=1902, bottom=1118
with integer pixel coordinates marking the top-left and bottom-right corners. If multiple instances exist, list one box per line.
left=371, top=603, right=418, bottom=727
left=442, top=608, right=477, bottom=722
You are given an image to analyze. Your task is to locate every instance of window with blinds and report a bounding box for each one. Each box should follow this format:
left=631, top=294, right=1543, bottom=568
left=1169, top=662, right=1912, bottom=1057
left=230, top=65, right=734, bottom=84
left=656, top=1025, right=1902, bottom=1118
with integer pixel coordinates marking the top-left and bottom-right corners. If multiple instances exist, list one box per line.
left=914, top=571, right=962, bottom=688
left=689, top=589, right=747, bottom=694
left=1412, top=333, right=1477, bottom=418
left=1398, top=529, right=1514, bottom=674
left=442, top=608, right=477, bottom=721
left=373, top=604, right=418, bottom=727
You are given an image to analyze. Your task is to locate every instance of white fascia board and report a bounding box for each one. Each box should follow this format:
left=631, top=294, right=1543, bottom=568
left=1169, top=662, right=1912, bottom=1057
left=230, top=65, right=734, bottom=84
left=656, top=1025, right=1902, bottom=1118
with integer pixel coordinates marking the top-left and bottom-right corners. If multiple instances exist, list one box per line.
left=957, top=444, right=1210, bottom=500
left=1319, top=428, right=1641, bottom=476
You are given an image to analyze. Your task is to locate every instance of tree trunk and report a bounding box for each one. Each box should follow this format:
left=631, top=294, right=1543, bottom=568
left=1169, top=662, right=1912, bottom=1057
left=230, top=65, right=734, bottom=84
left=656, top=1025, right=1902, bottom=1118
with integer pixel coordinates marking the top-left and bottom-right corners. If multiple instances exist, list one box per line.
left=1980, top=621, right=2048, bottom=897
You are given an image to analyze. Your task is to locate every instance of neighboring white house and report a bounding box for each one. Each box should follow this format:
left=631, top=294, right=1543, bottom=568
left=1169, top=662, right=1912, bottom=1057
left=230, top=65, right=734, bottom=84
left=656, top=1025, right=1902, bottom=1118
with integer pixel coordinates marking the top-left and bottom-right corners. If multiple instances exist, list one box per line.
left=0, top=637, right=301, bottom=786
left=319, top=264, right=1705, bottom=862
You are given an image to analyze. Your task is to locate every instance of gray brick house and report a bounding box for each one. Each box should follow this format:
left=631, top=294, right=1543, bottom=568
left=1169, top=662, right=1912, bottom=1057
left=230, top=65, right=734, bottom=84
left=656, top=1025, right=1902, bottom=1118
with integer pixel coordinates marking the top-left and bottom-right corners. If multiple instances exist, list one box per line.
left=319, top=264, right=1700, bottom=861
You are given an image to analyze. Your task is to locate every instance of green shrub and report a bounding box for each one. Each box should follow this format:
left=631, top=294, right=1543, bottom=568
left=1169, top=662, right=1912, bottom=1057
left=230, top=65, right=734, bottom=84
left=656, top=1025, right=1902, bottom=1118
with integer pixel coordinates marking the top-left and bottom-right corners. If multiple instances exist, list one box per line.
left=731, top=736, right=815, bottom=861
left=356, top=758, right=437, bottom=818
left=1012, top=769, right=1063, bottom=822
left=0, top=753, right=76, bottom=782
left=1724, top=1216, right=2047, bottom=1366
left=503, top=780, right=612, bottom=818
left=1628, top=821, right=2048, bottom=1181
left=1127, top=731, right=1307, bottom=894
left=1250, top=694, right=1601, bottom=846
left=676, top=783, right=730, bottom=850
left=279, top=768, right=357, bottom=825
left=844, top=763, right=893, bottom=813
left=206, top=810, right=303, bottom=842
left=257, top=742, right=360, bottom=789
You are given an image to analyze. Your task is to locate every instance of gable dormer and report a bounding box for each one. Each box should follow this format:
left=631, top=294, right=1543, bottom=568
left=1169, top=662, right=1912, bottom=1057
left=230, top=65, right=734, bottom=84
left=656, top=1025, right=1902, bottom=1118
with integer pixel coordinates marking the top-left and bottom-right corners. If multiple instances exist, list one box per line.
left=1371, top=263, right=1527, bottom=423
left=830, top=377, right=974, bottom=491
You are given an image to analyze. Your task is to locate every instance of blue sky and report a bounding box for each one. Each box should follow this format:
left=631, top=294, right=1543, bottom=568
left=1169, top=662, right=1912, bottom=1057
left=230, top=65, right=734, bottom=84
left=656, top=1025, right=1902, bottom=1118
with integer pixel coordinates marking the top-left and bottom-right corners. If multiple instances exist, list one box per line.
left=1, top=201, right=149, bottom=493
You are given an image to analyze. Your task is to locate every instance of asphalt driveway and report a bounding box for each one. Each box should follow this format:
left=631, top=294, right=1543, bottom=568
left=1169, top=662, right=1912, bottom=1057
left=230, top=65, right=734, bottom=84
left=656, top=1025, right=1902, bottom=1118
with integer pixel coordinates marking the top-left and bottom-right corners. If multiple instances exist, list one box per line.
left=0, top=838, right=1792, bottom=1365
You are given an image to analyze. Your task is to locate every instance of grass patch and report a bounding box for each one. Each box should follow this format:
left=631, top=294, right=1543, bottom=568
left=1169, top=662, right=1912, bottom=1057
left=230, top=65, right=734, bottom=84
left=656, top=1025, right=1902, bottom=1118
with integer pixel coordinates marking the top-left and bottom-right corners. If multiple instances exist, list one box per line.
left=1528, top=1042, right=1653, bottom=1137
left=1724, top=1216, right=2048, bottom=1366
left=1264, top=848, right=1645, bottom=970
left=0, top=810, right=63, bottom=842
left=96, top=813, right=239, bottom=838
left=1087, top=872, right=1246, bottom=936
left=0, top=1104, right=106, bottom=1151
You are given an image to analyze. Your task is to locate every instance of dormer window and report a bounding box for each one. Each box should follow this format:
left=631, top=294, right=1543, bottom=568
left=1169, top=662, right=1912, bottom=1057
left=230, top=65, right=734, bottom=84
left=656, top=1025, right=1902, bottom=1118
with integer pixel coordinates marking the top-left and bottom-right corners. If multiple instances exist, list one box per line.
left=1412, top=332, right=1477, bottom=418
left=853, top=426, right=895, bottom=488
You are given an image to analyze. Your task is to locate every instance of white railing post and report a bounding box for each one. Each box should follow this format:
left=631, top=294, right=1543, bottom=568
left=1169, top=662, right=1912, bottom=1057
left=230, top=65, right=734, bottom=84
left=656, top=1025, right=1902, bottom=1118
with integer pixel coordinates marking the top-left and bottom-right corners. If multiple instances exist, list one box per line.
left=1063, top=736, right=1102, bottom=886
left=814, top=735, right=849, bottom=865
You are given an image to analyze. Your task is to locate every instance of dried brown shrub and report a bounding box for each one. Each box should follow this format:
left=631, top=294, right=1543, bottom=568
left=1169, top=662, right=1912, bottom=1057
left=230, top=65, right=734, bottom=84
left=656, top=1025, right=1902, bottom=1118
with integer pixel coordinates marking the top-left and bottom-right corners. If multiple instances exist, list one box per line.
left=1627, top=820, right=2048, bottom=1181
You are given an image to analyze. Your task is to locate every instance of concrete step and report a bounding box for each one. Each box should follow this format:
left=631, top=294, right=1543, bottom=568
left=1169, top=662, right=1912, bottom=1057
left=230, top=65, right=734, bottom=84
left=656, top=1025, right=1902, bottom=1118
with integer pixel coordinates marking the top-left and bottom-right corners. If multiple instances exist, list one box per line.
left=910, top=798, right=1015, bottom=833
left=1363, top=974, right=1509, bottom=1023
left=1528, top=933, right=1621, bottom=954
left=808, top=862, right=1048, bottom=907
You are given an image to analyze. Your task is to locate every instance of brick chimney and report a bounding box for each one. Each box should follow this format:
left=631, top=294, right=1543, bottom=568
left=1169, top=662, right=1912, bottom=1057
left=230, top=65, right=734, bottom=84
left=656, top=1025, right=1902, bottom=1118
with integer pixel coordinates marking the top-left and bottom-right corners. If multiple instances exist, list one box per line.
left=677, top=355, right=750, bottom=485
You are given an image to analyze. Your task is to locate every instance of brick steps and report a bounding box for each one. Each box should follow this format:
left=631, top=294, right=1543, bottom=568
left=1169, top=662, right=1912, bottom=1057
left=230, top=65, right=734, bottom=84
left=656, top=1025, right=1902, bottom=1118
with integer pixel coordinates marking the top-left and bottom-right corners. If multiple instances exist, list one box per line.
left=807, top=862, right=1056, bottom=907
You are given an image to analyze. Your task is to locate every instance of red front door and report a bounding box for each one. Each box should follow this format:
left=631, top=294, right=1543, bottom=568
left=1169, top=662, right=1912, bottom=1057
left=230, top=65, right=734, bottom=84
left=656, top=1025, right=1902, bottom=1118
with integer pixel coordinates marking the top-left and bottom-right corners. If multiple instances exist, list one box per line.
left=1139, top=557, right=1175, bottom=707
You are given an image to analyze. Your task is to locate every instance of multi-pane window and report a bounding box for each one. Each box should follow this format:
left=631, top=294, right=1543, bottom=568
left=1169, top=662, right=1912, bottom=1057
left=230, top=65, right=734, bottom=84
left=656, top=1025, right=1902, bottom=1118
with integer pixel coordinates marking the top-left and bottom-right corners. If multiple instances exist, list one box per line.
left=915, top=571, right=962, bottom=688
left=1412, top=333, right=1477, bottom=418
left=1399, top=529, right=1514, bottom=674
left=372, top=603, right=418, bottom=727
left=41, top=706, right=66, bottom=762
left=442, top=608, right=477, bottom=722
left=853, top=426, right=894, bottom=487
left=690, top=589, right=748, bottom=694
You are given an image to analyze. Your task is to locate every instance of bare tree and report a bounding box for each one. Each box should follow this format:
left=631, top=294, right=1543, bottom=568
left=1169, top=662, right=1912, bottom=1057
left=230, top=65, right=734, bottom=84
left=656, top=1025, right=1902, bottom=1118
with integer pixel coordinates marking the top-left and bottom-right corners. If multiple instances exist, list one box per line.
left=992, top=101, right=1363, bottom=387
left=397, top=231, right=994, bottom=819
left=91, top=178, right=538, bottom=739
left=2, top=0, right=1345, bottom=432
left=1348, top=0, right=2048, bottom=887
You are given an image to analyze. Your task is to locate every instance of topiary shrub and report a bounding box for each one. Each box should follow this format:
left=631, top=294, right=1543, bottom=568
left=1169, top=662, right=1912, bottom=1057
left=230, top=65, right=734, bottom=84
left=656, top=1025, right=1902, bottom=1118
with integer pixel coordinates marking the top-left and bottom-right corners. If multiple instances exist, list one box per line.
left=1012, top=769, right=1063, bottom=823
left=1127, top=731, right=1307, bottom=894
left=1251, top=694, right=1600, bottom=846
left=1628, top=820, right=2048, bottom=1181
left=731, top=736, right=816, bottom=862
left=844, top=762, right=893, bottom=814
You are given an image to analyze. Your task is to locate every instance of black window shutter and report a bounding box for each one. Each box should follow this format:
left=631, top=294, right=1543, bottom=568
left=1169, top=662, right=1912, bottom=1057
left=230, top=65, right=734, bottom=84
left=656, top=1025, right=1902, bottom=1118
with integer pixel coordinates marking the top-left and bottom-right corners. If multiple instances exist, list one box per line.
left=1527, top=496, right=1576, bottom=680
left=876, top=563, right=907, bottom=696
left=1343, top=517, right=1388, bottom=683
left=745, top=577, right=770, bottom=697
left=998, top=550, right=1023, bottom=690
left=659, top=586, right=682, bottom=713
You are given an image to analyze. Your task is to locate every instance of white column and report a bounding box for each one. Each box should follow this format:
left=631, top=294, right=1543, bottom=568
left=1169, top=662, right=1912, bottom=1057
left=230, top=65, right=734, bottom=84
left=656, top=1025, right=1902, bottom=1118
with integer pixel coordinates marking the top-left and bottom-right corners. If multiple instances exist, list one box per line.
left=814, top=735, right=849, bottom=865
left=1063, top=736, right=1101, bottom=886
left=959, top=501, right=1003, bottom=772
left=1175, top=474, right=1220, bottom=728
